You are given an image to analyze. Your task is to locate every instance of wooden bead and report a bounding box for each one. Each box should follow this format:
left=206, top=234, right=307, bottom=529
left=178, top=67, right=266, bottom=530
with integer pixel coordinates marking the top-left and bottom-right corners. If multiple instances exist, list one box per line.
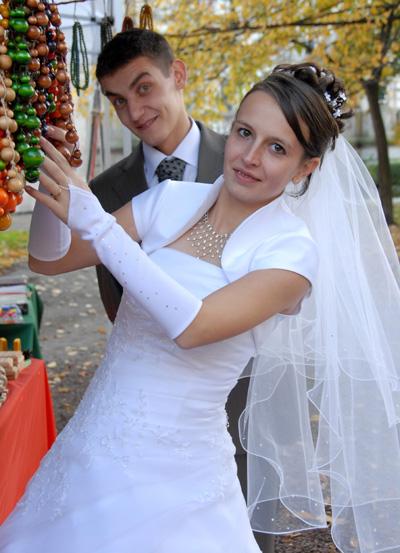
left=65, top=130, right=78, bottom=143
left=28, top=15, right=37, bottom=25
left=40, top=65, right=50, bottom=75
left=59, top=102, right=73, bottom=117
left=37, top=2, right=46, bottom=11
left=27, top=25, right=41, bottom=40
left=30, top=48, right=38, bottom=57
left=7, top=169, right=17, bottom=178
left=28, top=57, right=41, bottom=72
left=7, top=177, right=24, bottom=193
left=5, top=88, right=16, bottom=102
left=34, top=102, right=47, bottom=117
left=56, top=42, right=67, bottom=54
left=0, top=117, right=11, bottom=130
left=50, top=14, right=61, bottom=26
left=70, top=157, right=82, bottom=168
left=37, top=44, right=49, bottom=57
left=0, top=45, right=7, bottom=55
left=9, top=120, right=17, bottom=133
left=55, top=70, right=67, bottom=84
left=4, top=78, right=12, bottom=88
left=37, top=74, right=52, bottom=89
left=0, top=147, right=15, bottom=163
left=26, top=0, right=40, bottom=8
left=0, top=55, right=12, bottom=70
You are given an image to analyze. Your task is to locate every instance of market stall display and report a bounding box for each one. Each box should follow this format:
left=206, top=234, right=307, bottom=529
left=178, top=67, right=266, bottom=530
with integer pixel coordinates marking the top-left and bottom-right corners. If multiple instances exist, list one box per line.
left=0, top=0, right=82, bottom=231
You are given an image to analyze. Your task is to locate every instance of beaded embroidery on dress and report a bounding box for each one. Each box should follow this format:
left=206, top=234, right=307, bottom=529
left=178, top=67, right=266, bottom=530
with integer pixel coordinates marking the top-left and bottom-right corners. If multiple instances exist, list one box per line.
left=0, top=247, right=261, bottom=553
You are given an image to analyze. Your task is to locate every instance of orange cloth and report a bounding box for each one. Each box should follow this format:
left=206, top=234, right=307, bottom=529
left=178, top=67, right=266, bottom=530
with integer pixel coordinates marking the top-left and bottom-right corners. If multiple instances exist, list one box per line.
left=0, top=359, right=56, bottom=524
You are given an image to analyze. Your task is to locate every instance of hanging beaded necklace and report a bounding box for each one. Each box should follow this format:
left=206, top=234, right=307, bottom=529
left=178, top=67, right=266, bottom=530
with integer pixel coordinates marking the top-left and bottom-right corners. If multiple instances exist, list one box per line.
left=186, top=211, right=231, bottom=261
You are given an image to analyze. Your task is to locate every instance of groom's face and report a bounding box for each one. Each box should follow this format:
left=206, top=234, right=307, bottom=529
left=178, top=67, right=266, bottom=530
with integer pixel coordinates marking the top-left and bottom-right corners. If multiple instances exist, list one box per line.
left=100, top=56, right=188, bottom=155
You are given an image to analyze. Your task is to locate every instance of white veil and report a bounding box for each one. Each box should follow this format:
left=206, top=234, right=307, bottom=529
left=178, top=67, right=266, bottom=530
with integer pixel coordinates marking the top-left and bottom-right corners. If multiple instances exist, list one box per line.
left=239, top=135, right=400, bottom=553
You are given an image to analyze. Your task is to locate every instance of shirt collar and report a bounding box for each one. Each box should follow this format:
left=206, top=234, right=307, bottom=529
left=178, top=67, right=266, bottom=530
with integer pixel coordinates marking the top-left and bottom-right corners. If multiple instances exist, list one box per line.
left=142, top=118, right=201, bottom=181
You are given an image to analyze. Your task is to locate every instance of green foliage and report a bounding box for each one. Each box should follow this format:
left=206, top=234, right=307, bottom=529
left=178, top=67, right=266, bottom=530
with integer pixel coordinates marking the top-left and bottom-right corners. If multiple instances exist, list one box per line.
left=367, top=161, right=400, bottom=196
left=0, top=230, right=28, bottom=273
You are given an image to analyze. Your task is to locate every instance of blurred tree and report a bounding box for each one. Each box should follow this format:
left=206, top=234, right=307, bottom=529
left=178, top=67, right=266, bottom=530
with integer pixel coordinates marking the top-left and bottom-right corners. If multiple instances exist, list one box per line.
left=154, top=0, right=400, bottom=221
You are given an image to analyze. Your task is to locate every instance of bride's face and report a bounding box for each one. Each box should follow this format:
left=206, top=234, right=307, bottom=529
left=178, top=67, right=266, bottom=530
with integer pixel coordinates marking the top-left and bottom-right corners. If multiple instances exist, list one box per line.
left=223, top=91, right=319, bottom=209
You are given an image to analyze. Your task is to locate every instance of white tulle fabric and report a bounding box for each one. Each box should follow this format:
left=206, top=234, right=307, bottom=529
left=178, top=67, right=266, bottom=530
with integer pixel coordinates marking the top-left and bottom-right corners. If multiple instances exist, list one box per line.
left=239, top=136, right=400, bottom=553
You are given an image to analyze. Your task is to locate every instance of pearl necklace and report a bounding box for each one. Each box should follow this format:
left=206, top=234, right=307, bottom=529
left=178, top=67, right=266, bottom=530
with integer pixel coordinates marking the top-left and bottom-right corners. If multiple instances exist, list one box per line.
left=186, top=211, right=231, bottom=261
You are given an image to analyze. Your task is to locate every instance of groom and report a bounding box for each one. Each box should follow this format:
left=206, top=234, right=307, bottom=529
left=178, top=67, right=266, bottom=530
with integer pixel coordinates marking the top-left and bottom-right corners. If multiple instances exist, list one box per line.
left=90, top=29, right=274, bottom=553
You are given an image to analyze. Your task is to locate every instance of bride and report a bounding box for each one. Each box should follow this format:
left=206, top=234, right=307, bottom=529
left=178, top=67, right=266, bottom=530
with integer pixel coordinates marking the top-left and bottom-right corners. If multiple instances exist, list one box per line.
left=1, top=63, right=399, bottom=553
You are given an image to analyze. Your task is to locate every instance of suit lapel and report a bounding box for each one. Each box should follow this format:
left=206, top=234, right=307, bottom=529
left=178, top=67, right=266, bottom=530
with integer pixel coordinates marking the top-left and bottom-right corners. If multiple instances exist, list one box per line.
left=196, top=122, right=225, bottom=183
left=111, top=143, right=149, bottom=204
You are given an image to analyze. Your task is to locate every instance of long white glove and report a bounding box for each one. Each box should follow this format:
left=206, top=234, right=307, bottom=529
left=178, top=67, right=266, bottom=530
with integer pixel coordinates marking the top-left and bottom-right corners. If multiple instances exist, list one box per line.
left=28, top=183, right=72, bottom=261
left=67, top=184, right=203, bottom=339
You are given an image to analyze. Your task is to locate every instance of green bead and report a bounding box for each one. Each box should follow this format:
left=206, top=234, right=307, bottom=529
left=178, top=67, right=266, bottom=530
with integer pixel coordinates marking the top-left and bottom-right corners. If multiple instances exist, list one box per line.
left=14, top=113, right=28, bottom=126
left=16, top=132, right=26, bottom=143
left=16, top=142, right=30, bottom=155
left=25, top=168, right=40, bottom=183
left=13, top=103, right=25, bottom=113
left=23, top=148, right=45, bottom=169
left=10, top=19, right=29, bottom=33
left=47, top=93, right=55, bottom=101
left=48, top=102, right=56, bottom=113
left=26, top=107, right=36, bottom=116
left=10, top=9, right=25, bottom=18
left=19, top=75, right=30, bottom=83
left=24, top=116, right=41, bottom=130
left=17, top=84, right=35, bottom=98
left=30, top=136, right=40, bottom=145
left=14, top=50, right=31, bottom=64
left=0, top=160, right=6, bottom=171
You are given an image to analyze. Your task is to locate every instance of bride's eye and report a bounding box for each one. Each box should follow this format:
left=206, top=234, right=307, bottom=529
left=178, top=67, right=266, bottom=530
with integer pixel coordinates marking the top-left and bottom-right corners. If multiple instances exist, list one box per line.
left=271, top=143, right=286, bottom=155
left=237, top=127, right=251, bottom=138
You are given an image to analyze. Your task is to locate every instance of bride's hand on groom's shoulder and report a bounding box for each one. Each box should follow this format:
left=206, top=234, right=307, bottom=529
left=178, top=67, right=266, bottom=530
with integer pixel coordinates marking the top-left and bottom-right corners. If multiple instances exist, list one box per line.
left=25, top=136, right=90, bottom=225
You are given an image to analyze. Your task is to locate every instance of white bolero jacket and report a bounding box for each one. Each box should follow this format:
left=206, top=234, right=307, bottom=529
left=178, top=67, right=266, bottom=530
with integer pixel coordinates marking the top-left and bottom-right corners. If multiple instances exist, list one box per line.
left=131, top=176, right=318, bottom=349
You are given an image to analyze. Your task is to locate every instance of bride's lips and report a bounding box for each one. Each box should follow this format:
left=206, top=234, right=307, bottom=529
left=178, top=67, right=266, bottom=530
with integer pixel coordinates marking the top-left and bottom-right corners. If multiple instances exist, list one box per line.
left=233, top=168, right=261, bottom=184
left=136, top=115, right=159, bottom=131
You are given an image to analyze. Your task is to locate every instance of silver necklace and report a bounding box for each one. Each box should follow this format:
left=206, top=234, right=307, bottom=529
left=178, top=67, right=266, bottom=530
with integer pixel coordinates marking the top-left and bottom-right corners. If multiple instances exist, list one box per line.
left=187, top=211, right=230, bottom=261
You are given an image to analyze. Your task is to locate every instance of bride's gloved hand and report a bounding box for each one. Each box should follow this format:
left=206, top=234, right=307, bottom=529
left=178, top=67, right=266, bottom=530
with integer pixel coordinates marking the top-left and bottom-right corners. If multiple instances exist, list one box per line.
left=26, top=138, right=203, bottom=340
left=27, top=128, right=81, bottom=260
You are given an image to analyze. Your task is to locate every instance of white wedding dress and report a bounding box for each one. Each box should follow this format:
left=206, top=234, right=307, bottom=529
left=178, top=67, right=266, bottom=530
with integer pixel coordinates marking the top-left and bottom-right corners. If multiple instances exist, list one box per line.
left=0, top=247, right=263, bottom=553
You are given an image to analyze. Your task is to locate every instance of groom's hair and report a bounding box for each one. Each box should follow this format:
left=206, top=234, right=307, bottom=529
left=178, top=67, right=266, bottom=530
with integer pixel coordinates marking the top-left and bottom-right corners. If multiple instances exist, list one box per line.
left=96, top=29, right=175, bottom=80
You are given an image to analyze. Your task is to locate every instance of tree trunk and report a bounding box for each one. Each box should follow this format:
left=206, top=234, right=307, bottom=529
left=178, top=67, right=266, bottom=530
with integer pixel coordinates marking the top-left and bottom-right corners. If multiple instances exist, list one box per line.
left=362, top=79, right=393, bottom=224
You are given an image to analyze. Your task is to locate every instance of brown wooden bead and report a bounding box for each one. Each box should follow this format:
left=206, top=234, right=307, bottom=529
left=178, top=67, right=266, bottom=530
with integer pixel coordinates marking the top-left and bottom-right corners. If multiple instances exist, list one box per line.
left=37, top=43, right=49, bottom=57
left=49, top=4, right=58, bottom=12
left=40, top=65, right=50, bottom=75
left=0, top=55, right=12, bottom=70
left=57, top=31, right=65, bottom=41
left=57, top=61, right=65, bottom=70
left=59, top=102, right=73, bottom=116
left=9, top=120, right=17, bottom=133
left=28, top=15, right=37, bottom=25
left=31, top=91, right=39, bottom=104
left=27, top=25, right=41, bottom=40
left=38, top=32, right=47, bottom=42
left=0, top=147, right=15, bottom=163
left=37, top=2, right=46, bottom=11
left=4, top=78, right=12, bottom=87
left=0, top=138, right=10, bottom=148
left=55, top=70, right=67, bottom=84
left=72, top=149, right=82, bottom=159
left=5, top=88, right=15, bottom=102
left=50, top=14, right=61, bottom=26
left=7, top=177, right=24, bottom=193
left=30, top=48, right=38, bottom=57
left=28, top=57, right=41, bottom=72
left=70, top=157, right=82, bottom=168
left=56, top=42, right=67, bottom=54
left=26, top=0, right=39, bottom=8
left=37, top=74, right=52, bottom=89
left=36, top=12, right=49, bottom=26
left=0, top=45, right=7, bottom=55
left=65, top=129, right=78, bottom=144
left=34, top=102, right=47, bottom=117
